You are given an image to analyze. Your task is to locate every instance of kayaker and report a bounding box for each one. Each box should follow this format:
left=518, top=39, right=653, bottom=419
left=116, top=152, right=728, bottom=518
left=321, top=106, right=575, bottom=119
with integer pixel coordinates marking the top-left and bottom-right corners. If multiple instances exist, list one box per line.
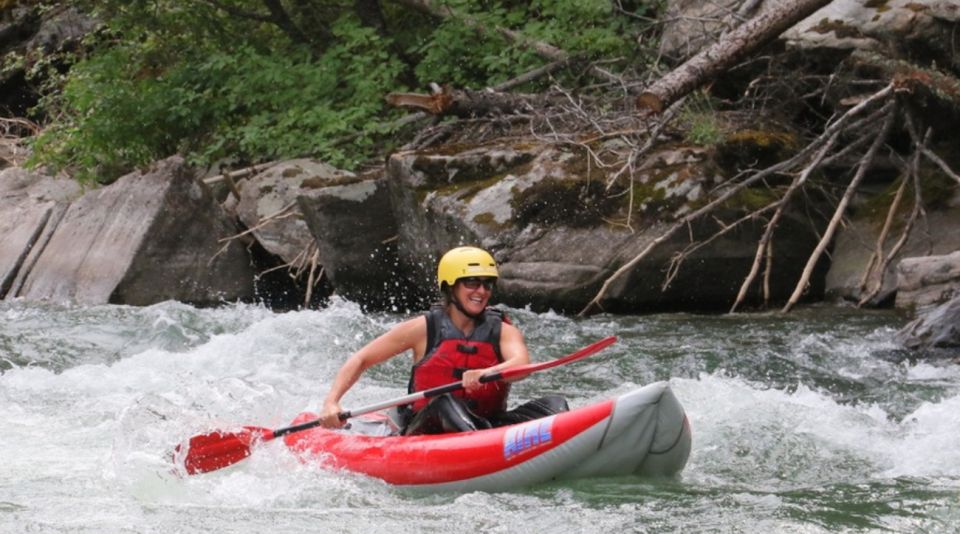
left=318, top=246, right=568, bottom=435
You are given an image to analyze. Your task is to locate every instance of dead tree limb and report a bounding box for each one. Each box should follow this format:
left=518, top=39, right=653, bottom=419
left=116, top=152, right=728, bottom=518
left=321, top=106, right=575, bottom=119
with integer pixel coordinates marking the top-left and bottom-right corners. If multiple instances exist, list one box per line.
left=577, top=82, right=896, bottom=316
left=857, top=120, right=931, bottom=306
left=303, top=244, right=323, bottom=308
left=730, top=128, right=842, bottom=313
left=210, top=200, right=298, bottom=264
left=386, top=86, right=542, bottom=117
left=493, top=59, right=572, bottom=92
left=858, top=172, right=922, bottom=308
left=857, top=173, right=908, bottom=297
left=663, top=199, right=781, bottom=291
left=201, top=162, right=277, bottom=186
left=782, top=105, right=898, bottom=313
left=919, top=146, right=960, bottom=185
left=637, top=0, right=833, bottom=113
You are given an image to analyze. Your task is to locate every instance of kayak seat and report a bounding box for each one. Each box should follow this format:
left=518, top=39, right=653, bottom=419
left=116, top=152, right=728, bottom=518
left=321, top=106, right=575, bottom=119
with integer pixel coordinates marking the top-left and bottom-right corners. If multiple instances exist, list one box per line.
left=402, top=394, right=570, bottom=435
left=403, top=393, right=492, bottom=435
left=492, top=395, right=569, bottom=427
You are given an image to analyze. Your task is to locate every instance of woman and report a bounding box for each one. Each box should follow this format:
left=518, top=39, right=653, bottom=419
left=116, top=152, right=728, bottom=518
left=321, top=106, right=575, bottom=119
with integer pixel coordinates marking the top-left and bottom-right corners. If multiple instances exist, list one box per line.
left=318, top=246, right=567, bottom=435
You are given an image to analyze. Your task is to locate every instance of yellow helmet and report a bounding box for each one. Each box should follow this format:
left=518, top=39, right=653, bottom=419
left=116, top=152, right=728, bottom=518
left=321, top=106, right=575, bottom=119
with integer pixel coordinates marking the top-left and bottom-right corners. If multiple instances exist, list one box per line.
left=437, top=246, right=499, bottom=290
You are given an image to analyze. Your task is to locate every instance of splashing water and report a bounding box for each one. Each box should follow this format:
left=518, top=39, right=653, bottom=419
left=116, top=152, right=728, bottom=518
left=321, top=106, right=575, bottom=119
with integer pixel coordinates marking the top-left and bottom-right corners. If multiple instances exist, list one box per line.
left=2, top=299, right=958, bottom=533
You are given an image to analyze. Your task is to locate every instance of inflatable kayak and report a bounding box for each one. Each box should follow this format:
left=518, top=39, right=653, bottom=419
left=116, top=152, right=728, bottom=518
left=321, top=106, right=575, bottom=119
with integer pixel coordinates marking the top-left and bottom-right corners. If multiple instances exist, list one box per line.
left=283, top=381, right=691, bottom=492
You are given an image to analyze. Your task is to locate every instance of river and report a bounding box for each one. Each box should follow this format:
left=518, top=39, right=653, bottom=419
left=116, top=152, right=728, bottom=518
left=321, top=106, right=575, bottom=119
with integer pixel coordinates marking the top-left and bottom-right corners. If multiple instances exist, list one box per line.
left=1, top=298, right=958, bottom=533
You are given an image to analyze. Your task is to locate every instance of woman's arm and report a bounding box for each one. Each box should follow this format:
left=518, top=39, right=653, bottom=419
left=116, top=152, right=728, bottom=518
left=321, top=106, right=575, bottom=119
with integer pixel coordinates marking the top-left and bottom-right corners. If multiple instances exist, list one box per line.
left=318, top=315, right=427, bottom=427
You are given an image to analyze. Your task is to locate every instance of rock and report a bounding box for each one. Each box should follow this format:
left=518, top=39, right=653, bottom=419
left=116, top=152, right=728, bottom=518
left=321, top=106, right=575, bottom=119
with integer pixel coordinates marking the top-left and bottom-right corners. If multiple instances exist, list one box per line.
left=11, top=156, right=255, bottom=305
left=499, top=215, right=823, bottom=313
left=235, top=159, right=355, bottom=265
left=385, top=143, right=544, bottom=293
left=660, top=0, right=960, bottom=73
left=24, top=5, right=98, bottom=53
left=895, top=251, right=960, bottom=310
left=297, top=171, right=412, bottom=309
left=785, top=0, right=960, bottom=72
left=896, top=296, right=960, bottom=350
left=825, top=209, right=960, bottom=305
left=0, top=167, right=82, bottom=297
left=1, top=5, right=98, bottom=115
left=659, top=0, right=744, bottom=62
left=387, top=140, right=828, bottom=313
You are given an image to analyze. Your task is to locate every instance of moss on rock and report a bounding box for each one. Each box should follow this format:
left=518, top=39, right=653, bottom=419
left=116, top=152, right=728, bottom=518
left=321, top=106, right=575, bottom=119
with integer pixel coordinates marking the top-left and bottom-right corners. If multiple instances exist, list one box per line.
left=511, top=177, right=620, bottom=227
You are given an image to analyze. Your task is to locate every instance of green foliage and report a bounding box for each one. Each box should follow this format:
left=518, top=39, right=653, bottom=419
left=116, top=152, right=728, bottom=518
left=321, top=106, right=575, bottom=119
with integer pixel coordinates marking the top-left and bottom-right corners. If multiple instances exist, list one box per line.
left=680, top=92, right=725, bottom=147
left=28, top=0, right=659, bottom=183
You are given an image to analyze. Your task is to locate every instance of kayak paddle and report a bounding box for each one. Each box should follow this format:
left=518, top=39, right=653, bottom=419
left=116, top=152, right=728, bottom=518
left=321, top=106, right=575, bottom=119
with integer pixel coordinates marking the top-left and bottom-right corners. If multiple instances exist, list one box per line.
left=174, top=335, right=617, bottom=475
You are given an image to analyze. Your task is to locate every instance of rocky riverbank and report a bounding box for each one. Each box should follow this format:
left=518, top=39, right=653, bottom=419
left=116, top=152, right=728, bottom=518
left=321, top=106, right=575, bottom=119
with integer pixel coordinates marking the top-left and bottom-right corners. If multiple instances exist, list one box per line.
left=2, top=146, right=958, bottom=351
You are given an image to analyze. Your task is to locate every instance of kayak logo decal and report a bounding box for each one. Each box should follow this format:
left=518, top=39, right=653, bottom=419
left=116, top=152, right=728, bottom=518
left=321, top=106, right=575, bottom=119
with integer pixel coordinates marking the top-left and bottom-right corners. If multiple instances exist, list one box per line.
left=503, top=416, right=556, bottom=460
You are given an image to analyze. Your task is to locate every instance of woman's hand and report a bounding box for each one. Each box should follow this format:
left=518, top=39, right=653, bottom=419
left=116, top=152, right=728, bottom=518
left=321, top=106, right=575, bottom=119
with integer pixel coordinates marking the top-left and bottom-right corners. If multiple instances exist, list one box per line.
left=462, top=368, right=487, bottom=392
left=319, top=400, right=345, bottom=429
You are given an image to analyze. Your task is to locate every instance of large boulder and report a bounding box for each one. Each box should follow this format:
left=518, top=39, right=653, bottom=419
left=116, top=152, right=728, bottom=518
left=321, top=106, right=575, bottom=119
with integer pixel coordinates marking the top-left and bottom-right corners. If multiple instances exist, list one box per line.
left=235, top=159, right=354, bottom=265
left=660, top=0, right=960, bottom=72
left=895, top=251, right=960, bottom=310
left=896, top=296, right=960, bottom=350
left=297, top=169, right=409, bottom=309
left=825, top=208, right=960, bottom=305
left=784, top=0, right=960, bottom=73
left=0, top=167, right=82, bottom=297
left=387, top=139, right=827, bottom=313
left=11, top=156, right=255, bottom=305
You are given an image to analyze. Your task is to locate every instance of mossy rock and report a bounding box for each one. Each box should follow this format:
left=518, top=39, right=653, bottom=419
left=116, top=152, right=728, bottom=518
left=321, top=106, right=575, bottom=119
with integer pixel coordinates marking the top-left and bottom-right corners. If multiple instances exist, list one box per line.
left=408, top=146, right=537, bottom=189
left=714, top=128, right=801, bottom=174
left=511, top=177, right=620, bottom=227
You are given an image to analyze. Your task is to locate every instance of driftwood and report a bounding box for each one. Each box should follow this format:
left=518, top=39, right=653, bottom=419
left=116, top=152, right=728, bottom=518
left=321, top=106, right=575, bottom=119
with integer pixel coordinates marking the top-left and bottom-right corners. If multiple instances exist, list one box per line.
left=782, top=102, right=897, bottom=313
left=856, top=116, right=932, bottom=307
left=729, top=129, right=841, bottom=313
left=637, top=0, right=833, bottom=113
left=386, top=86, right=543, bottom=117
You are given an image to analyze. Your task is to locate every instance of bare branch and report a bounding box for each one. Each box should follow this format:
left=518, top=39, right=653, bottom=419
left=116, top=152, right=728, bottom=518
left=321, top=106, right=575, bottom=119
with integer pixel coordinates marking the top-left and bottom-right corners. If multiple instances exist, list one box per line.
left=730, top=128, right=842, bottom=312
left=782, top=104, right=898, bottom=313
left=857, top=117, right=932, bottom=306
left=920, top=146, right=960, bottom=185
left=857, top=174, right=908, bottom=298
left=664, top=199, right=781, bottom=292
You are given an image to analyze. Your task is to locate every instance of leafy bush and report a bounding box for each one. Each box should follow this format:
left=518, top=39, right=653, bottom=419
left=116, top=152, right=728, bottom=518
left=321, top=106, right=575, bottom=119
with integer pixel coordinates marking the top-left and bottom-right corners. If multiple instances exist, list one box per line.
left=28, top=0, right=656, bottom=183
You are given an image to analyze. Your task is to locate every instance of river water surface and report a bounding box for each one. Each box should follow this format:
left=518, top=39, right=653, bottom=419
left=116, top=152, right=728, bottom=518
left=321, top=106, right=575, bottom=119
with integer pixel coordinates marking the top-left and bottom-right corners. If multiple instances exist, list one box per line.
left=2, top=299, right=958, bottom=532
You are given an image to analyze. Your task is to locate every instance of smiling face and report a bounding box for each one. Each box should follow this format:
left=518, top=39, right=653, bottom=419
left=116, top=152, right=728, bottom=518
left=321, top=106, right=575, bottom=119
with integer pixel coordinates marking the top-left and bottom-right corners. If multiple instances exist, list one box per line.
left=452, top=277, right=496, bottom=316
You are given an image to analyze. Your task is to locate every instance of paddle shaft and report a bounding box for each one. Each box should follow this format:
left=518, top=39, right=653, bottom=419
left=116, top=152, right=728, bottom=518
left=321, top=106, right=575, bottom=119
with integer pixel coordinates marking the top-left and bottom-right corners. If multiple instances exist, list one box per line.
left=271, top=335, right=617, bottom=439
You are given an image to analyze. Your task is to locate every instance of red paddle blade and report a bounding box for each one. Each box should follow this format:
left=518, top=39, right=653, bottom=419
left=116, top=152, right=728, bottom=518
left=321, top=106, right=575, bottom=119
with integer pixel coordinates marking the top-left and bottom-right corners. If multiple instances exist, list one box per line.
left=174, top=426, right=275, bottom=475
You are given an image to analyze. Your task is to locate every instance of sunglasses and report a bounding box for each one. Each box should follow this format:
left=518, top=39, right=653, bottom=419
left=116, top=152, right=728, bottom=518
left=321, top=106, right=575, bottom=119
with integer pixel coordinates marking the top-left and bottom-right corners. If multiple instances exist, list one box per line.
left=459, top=277, right=496, bottom=291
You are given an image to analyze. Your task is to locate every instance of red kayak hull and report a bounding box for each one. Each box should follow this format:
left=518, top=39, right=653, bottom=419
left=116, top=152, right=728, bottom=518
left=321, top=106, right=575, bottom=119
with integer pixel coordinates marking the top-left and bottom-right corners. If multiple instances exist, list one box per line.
left=284, top=382, right=691, bottom=491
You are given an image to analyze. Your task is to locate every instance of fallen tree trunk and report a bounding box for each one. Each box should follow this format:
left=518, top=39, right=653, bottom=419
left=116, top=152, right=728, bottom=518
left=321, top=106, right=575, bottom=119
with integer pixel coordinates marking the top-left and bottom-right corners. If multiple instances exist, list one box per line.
left=636, top=0, right=833, bottom=113
left=385, top=86, right=546, bottom=117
